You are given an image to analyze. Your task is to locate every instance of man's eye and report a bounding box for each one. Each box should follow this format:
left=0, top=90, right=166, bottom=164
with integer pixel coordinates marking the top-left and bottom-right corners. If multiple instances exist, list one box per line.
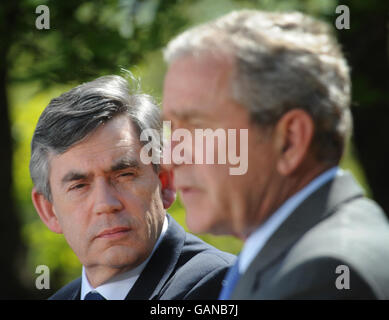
left=119, top=172, right=135, bottom=178
left=70, top=183, right=86, bottom=191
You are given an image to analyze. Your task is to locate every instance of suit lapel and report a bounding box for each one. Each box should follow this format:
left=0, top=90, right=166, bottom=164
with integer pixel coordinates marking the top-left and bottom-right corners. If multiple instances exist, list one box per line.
left=125, top=214, right=186, bottom=299
left=49, top=277, right=81, bottom=300
left=71, top=285, right=81, bottom=300
left=232, top=172, right=364, bottom=299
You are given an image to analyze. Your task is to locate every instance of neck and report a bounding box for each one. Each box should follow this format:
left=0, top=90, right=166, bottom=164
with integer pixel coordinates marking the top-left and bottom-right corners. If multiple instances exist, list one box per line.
left=84, top=265, right=134, bottom=288
left=241, top=161, right=337, bottom=239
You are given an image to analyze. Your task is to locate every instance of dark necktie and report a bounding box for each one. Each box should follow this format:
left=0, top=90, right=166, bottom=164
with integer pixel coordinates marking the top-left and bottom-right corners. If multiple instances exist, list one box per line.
left=84, top=291, right=106, bottom=300
left=218, top=257, right=241, bottom=300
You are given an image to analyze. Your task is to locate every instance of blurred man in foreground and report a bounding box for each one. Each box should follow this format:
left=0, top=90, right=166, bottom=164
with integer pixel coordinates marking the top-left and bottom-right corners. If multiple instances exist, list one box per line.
left=30, top=75, right=234, bottom=300
left=162, top=10, right=389, bottom=299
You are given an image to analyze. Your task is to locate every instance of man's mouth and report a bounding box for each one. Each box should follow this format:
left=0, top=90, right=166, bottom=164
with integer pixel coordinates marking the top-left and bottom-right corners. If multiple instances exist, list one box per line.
left=96, top=227, right=131, bottom=239
left=179, top=186, right=202, bottom=199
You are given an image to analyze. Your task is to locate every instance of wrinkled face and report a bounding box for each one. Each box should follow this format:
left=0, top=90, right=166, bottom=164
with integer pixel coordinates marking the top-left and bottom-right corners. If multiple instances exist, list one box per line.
left=162, top=54, right=278, bottom=238
left=48, top=115, right=165, bottom=272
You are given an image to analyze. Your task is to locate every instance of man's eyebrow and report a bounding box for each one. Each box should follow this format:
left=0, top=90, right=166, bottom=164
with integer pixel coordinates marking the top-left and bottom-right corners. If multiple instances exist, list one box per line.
left=61, top=171, right=89, bottom=186
left=60, top=157, right=139, bottom=185
left=163, top=109, right=208, bottom=122
left=110, top=156, right=140, bottom=172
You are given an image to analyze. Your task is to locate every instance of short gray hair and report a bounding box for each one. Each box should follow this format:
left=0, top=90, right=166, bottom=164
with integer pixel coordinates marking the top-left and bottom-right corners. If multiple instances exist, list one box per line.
left=164, top=10, right=352, bottom=162
left=30, top=74, right=162, bottom=201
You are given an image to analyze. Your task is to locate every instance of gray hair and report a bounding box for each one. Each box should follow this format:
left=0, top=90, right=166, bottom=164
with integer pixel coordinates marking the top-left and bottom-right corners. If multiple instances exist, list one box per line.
left=30, top=74, right=162, bottom=201
left=164, top=10, right=352, bottom=162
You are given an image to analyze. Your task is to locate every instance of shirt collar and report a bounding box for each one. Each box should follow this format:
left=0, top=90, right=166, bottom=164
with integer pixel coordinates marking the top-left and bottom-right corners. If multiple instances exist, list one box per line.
left=239, top=166, right=341, bottom=274
left=81, top=214, right=169, bottom=300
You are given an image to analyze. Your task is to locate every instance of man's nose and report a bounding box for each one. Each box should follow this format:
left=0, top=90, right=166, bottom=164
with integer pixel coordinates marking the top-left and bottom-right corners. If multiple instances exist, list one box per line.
left=92, top=179, right=123, bottom=215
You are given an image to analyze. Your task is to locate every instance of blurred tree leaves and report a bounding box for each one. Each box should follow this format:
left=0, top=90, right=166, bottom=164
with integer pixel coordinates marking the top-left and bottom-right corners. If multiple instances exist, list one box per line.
left=9, top=0, right=188, bottom=86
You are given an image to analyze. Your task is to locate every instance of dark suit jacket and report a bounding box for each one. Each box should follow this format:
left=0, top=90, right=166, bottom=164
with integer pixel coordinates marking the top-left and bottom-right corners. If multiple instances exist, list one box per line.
left=232, top=172, right=389, bottom=299
left=49, top=214, right=235, bottom=300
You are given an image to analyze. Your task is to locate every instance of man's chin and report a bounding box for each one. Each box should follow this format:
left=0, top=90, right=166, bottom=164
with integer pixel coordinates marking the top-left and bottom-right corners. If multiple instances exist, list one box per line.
left=185, top=209, right=226, bottom=235
left=99, top=245, right=144, bottom=269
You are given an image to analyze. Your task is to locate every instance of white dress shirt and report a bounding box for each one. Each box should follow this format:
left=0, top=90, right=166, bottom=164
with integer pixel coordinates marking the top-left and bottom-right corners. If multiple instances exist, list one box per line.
left=81, top=215, right=169, bottom=300
left=239, top=166, right=341, bottom=274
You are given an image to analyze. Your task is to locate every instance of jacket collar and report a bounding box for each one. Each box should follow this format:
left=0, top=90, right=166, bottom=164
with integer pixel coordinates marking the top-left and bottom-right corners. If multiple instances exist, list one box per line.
left=125, top=214, right=186, bottom=299
left=232, top=172, right=364, bottom=298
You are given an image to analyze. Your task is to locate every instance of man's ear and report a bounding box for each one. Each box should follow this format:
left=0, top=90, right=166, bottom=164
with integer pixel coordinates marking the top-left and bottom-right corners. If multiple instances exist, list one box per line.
left=275, top=109, right=314, bottom=176
left=159, top=168, right=176, bottom=209
left=31, top=188, right=62, bottom=234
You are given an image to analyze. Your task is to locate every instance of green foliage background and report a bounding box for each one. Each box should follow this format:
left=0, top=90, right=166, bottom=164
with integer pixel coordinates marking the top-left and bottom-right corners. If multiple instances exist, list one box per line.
left=7, top=0, right=372, bottom=296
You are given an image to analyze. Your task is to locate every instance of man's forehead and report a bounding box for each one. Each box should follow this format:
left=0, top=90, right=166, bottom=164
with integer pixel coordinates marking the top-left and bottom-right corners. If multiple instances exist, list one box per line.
left=51, top=146, right=144, bottom=187
left=49, top=117, right=144, bottom=171
left=163, top=56, right=237, bottom=124
left=168, top=51, right=234, bottom=71
left=88, top=115, right=138, bottom=143
left=165, top=56, right=232, bottom=91
left=67, top=116, right=141, bottom=152
left=52, top=143, right=141, bottom=169
left=162, top=108, right=210, bottom=122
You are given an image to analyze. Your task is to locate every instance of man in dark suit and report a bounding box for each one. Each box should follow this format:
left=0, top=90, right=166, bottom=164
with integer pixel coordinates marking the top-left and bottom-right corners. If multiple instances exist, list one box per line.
left=162, top=10, right=389, bottom=299
left=229, top=171, right=389, bottom=299
left=49, top=214, right=234, bottom=300
left=30, top=75, right=235, bottom=300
